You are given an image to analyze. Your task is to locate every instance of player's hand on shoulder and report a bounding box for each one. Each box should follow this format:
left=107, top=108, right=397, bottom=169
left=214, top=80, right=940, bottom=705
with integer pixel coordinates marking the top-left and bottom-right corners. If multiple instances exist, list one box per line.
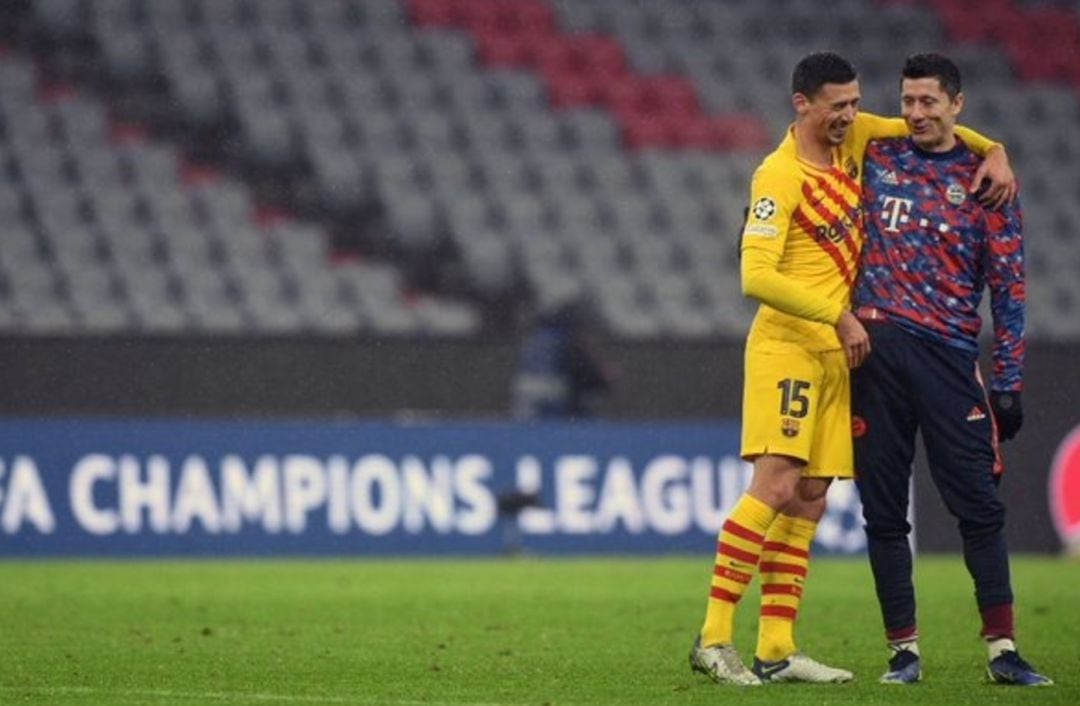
left=972, top=146, right=1017, bottom=210
left=836, top=310, right=871, bottom=369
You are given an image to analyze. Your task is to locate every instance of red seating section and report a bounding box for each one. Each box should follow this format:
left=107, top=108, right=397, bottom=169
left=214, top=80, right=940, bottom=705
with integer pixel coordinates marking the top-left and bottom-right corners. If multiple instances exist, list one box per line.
left=407, top=0, right=770, bottom=151
left=923, top=0, right=1080, bottom=87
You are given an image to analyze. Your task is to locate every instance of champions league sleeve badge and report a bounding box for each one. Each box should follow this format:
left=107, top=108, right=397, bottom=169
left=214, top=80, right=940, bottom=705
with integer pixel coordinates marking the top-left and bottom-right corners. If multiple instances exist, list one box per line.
left=752, top=197, right=777, bottom=221
left=745, top=196, right=781, bottom=237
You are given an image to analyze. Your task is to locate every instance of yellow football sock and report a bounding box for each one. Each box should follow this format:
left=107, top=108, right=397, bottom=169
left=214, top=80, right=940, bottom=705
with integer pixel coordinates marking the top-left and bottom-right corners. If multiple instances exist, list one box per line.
left=700, top=494, right=778, bottom=646
left=755, top=513, right=816, bottom=661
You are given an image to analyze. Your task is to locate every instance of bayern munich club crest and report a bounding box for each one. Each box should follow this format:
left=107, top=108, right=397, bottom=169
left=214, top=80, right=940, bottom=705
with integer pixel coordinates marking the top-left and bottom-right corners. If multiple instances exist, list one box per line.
left=946, top=182, right=967, bottom=205
left=1049, top=424, right=1080, bottom=550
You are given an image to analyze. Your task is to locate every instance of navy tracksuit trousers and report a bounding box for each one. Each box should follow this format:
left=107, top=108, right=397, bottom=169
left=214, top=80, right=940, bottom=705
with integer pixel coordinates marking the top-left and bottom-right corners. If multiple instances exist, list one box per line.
left=852, top=318, right=1013, bottom=639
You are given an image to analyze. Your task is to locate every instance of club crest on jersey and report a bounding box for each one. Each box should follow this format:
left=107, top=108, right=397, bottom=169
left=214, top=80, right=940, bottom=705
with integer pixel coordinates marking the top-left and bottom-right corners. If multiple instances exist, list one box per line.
left=781, top=418, right=800, bottom=437
left=752, top=197, right=777, bottom=221
left=946, top=182, right=967, bottom=205
left=845, top=156, right=858, bottom=179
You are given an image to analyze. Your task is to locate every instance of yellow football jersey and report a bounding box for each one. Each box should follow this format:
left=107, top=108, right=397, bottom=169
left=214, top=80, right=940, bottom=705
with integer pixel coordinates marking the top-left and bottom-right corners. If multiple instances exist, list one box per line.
left=740, top=113, right=999, bottom=352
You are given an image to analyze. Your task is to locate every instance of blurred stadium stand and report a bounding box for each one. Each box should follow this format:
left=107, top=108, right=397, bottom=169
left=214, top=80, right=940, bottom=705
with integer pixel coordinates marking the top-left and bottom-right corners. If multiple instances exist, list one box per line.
left=0, top=0, right=1077, bottom=342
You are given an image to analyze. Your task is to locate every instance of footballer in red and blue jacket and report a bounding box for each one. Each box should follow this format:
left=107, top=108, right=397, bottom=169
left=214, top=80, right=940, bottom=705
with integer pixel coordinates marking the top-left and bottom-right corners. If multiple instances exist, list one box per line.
left=851, top=54, right=1050, bottom=686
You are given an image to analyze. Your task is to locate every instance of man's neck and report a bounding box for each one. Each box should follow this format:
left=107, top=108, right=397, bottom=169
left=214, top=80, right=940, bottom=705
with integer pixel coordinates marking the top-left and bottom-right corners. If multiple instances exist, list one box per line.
left=792, top=122, right=833, bottom=167
left=917, top=133, right=957, bottom=153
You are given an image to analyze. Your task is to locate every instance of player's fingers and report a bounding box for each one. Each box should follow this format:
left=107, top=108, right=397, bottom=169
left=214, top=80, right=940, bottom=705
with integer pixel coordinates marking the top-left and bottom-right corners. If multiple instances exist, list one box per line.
left=977, top=181, right=1003, bottom=207
left=848, top=341, right=868, bottom=369
left=992, top=188, right=1008, bottom=210
left=970, top=164, right=989, bottom=194
left=991, top=183, right=1009, bottom=210
left=993, top=181, right=1010, bottom=208
left=857, top=339, right=871, bottom=367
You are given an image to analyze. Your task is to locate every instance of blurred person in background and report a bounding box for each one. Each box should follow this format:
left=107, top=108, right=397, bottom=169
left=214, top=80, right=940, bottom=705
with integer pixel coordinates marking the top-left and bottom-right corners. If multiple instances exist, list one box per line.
left=690, top=51, right=1015, bottom=687
left=852, top=53, right=1051, bottom=687
left=511, top=296, right=612, bottom=420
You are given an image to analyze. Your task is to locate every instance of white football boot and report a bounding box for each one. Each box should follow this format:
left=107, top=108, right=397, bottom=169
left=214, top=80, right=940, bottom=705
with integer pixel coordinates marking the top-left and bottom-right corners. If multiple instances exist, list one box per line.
left=689, top=637, right=762, bottom=686
left=752, top=652, right=854, bottom=683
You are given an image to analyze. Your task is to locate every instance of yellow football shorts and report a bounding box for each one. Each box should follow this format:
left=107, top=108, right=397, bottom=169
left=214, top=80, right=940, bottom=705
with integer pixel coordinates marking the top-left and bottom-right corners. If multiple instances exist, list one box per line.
left=740, top=338, right=854, bottom=478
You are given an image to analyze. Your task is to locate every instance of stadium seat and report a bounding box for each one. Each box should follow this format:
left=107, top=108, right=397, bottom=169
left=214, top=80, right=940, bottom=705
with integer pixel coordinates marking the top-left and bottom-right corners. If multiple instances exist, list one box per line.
left=2, top=0, right=1076, bottom=343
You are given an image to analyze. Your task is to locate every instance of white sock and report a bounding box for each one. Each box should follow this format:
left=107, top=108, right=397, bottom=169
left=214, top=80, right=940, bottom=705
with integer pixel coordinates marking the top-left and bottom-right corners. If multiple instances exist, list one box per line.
left=987, top=637, right=1016, bottom=660
left=989, top=639, right=1010, bottom=660
left=888, top=639, right=920, bottom=656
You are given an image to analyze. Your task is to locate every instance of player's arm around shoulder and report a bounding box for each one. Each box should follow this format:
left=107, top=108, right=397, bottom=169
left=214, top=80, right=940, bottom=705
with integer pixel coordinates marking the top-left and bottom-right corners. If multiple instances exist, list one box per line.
left=847, top=113, right=910, bottom=167
left=855, top=111, right=908, bottom=140
left=856, top=110, right=1003, bottom=157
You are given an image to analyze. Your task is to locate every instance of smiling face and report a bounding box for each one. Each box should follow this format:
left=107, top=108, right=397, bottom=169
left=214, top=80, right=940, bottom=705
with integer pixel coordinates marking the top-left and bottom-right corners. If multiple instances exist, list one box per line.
left=901, top=76, right=963, bottom=152
left=794, top=80, right=861, bottom=148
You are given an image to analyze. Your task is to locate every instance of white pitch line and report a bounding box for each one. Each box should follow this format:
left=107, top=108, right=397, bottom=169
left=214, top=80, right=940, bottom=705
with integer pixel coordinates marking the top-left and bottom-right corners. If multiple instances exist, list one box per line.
left=0, top=685, right=515, bottom=706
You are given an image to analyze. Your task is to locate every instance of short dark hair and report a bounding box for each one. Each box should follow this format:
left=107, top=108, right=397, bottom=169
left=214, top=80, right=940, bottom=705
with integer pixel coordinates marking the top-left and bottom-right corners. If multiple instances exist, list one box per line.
left=792, top=52, right=858, bottom=98
left=901, top=53, right=962, bottom=100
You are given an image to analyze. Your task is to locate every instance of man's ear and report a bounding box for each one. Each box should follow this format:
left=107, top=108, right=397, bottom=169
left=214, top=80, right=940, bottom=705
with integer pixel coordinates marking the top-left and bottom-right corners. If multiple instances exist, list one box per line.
left=793, top=92, right=809, bottom=115
left=951, top=91, right=965, bottom=118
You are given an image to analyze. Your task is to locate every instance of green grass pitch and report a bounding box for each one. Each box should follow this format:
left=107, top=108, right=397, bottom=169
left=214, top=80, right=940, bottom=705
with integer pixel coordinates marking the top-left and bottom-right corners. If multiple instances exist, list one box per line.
left=1, top=556, right=1076, bottom=704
